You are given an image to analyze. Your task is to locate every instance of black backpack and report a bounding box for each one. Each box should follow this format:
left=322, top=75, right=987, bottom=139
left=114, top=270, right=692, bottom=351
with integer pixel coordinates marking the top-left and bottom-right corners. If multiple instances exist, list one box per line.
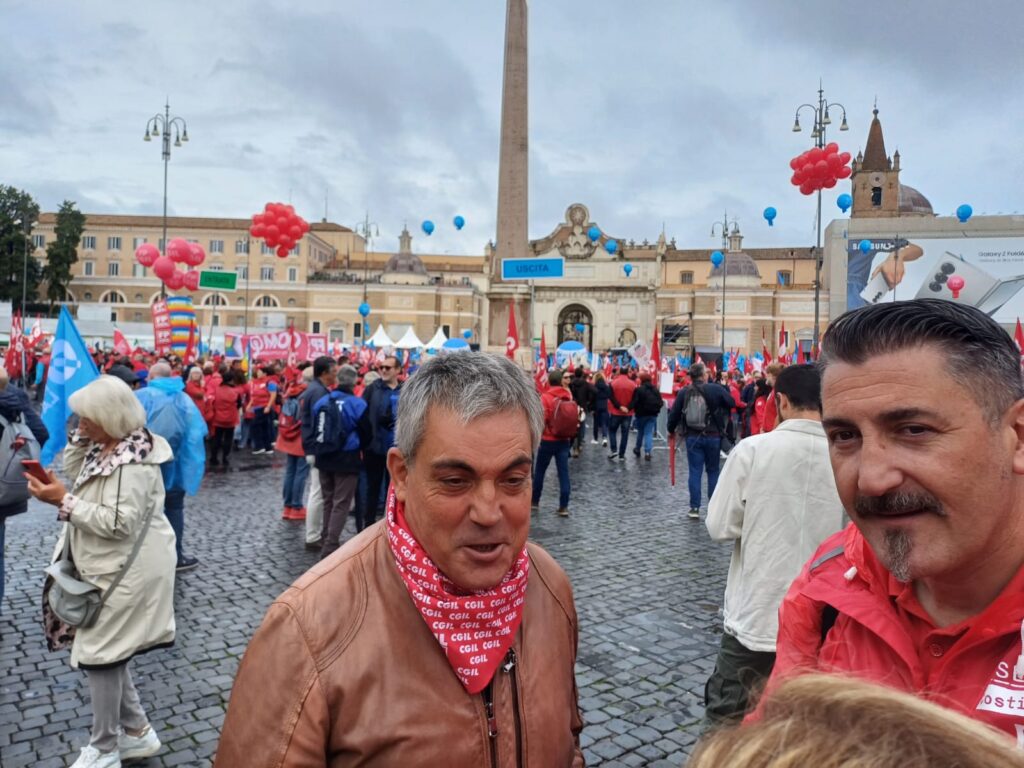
left=683, top=385, right=712, bottom=433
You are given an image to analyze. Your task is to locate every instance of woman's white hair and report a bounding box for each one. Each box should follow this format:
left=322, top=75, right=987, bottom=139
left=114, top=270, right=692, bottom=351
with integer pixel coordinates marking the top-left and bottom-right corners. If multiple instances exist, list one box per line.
left=68, top=375, right=148, bottom=439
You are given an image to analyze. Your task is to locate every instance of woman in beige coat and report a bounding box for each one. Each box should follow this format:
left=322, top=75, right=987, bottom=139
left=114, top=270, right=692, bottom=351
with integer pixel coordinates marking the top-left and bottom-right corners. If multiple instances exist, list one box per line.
left=27, top=375, right=177, bottom=768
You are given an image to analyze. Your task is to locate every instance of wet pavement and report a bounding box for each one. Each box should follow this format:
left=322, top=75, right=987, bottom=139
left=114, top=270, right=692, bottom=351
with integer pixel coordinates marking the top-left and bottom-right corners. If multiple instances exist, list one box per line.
left=1, top=435, right=730, bottom=767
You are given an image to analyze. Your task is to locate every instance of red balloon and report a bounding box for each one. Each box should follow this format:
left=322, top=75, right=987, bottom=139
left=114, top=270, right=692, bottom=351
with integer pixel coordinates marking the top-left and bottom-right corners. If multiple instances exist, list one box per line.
left=276, top=216, right=290, bottom=230
left=276, top=246, right=290, bottom=258
left=167, top=238, right=191, bottom=263
left=300, top=219, right=310, bottom=233
left=265, top=225, right=281, bottom=241
left=837, top=165, right=852, bottom=179
left=183, top=270, right=200, bottom=291
left=799, top=182, right=814, bottom=195
left=824, top=142, right=839, bottom=155
left=278, top=236, right=294, bottom=250
left=135, top=243, right=159, bottom=267
left=165, top=269, right=185, bottom=290
left=827, top=153, right=842, bottom=168
left=249, top=224, right=265, bottom=238
left=839, top=151, right=851, bottom=165
left=790, top=173, right=802, bottom=186
left=288, top=225, right=302, bottom=239
left=153, top=256, right=176, bottom=280
left=823, top=177, right=837, bottom=189
left=186, top=243, right=205, bottom=267
left=789, top=157, right=801, bottom=170
left=814, top=160, right=829, bottom=176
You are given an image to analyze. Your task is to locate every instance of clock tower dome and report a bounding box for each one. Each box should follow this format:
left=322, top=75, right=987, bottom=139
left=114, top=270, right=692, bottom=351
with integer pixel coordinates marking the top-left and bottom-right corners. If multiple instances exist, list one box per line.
left=850, top=107, right=934, bottom=219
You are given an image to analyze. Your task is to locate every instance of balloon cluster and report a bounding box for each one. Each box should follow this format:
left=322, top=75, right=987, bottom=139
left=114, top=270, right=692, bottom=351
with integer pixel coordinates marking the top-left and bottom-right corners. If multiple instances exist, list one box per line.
left=137, top=238, right=205, bottom=292
left=249, top=202, right=310, bottom=258
left=789, top=142, right=852, bottom=195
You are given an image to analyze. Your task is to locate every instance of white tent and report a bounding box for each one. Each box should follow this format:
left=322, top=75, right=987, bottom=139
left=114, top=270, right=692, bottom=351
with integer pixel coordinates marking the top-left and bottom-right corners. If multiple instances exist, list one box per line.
left=366, top=324, right=395, bottom=348
left=423, top=327, right=448, bottom=350
left=394, top=327, right=424, bottom=349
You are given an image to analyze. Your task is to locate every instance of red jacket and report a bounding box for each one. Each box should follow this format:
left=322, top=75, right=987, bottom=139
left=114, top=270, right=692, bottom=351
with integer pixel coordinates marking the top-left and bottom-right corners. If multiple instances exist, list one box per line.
left=608, top=375, right=637, bottom=417
left=274, top=381, right=307, bottom=457
left=758, top=523, right=1024, bottom=740
left=761, top=388, right=778, bottom=432
left=540, top=386, right=575, bottom=442
left=211, top=384, right=242, bottom=429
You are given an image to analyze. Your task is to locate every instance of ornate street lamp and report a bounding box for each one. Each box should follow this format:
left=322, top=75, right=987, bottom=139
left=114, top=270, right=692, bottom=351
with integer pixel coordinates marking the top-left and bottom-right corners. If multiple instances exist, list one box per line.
left=144, top=101, right=189, bottom=297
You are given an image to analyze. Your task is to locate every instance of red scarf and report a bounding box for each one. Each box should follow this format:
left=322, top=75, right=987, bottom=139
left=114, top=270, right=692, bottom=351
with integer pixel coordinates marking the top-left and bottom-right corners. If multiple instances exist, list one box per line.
left=386, top=489, right=529, bottom=694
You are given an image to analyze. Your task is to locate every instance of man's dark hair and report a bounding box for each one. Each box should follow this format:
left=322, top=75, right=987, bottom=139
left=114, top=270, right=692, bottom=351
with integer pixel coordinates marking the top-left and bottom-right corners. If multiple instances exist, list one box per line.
left=313, top=356, right=337, bottom=379
left=574, top=368, right=584, bottom=378
left=548, top=368, right=564, bottom=387
left=689, top=363, right=706, bottom=381
left=774, top=364, right=822, bottom=412
left=820, top=298, right=1024, bottom=420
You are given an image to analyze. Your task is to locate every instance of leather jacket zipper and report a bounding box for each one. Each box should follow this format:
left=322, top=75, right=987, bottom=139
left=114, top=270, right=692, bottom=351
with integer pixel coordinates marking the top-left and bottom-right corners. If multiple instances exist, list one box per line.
left=502, top=648, right=523, bottom=768
left=483, top=678, right=498, bottom=767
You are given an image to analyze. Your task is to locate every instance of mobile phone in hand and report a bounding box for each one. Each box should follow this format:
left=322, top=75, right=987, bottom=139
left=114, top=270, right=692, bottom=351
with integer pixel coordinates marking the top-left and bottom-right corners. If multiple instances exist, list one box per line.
left=21, top=460, right=51, bottom=484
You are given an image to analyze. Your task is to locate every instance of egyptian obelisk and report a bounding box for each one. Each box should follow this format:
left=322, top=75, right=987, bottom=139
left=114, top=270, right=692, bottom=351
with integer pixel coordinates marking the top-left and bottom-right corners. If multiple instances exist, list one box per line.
left=488, top=0, right=528, bottom=348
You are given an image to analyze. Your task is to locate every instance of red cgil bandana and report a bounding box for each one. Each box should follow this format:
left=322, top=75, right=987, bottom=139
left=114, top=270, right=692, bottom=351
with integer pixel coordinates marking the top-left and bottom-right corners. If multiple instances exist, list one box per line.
left=386, top=489, right=529, bottom=694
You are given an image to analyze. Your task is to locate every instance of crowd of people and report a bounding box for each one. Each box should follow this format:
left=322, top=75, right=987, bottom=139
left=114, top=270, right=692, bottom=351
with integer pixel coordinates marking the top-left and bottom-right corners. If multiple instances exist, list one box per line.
left=5, top=297, right=1024, bottom=766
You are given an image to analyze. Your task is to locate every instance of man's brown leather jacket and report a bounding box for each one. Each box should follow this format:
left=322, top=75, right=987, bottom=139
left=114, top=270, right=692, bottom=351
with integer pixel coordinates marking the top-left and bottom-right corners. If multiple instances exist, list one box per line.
left=215, top=523, right=585, bottom=767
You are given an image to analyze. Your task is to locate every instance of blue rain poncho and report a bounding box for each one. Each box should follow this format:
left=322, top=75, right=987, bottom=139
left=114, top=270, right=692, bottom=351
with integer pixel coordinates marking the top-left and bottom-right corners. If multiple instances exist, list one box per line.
left=135, top=377, right=208, bottom=495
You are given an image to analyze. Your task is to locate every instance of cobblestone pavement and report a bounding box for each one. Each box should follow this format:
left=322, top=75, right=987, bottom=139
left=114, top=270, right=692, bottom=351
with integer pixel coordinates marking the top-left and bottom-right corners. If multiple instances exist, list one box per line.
left=1, top=435, right=730, bottom=767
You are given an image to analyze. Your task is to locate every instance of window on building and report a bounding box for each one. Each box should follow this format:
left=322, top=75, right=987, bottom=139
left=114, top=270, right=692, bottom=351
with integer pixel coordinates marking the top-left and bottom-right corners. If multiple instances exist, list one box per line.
left=212, top=314, right=220, bottom=327
left=441, top=324, right=451, bottom=338
left=287, top=267, right=298, bottom=282
left=32, top=234, right=45, bottom=249
left=679, top=271, right=694, bottom=285
left=84, top=292, right=93, bottom=300
left=133, top=312, right=143, bottom=322
left=132, top=263, right=147, bottom=277
left=110, top=310, right=118, bottom=322
left=209, top=239, right=224, bottom=253
left=134, top=293, right=143, bottom=301
left=133, top=236, right=147, bottom=249
left=83, top=261, right=95, bottom=276
left=291, top=243, right=300, bottom=255
left=312, top=321, right=321, bottom=333
left=208, top=263, right=224, bottom=271
left=236, top=315, right=245, bottom=324
left=329, top=328, right=345, bottom=342
left=107, top=236, right=122, bottom=251
left=260, top=266, right=274, bottom=281
left=287, top=298, right=296, bottom=307
left=261, top=242, right=273, bottom=255
left=108, top=261, right=120, bottom=277
left=236, top=265, right=248, bottom=280
left=254, top=295, right=279, bottom=308
left=82, top=236, right=96, bottom=250
left=353, top=324, right=362, bottom=339
left=776, top=270, right=792, bottom=287
left=101, top=291, right=126, bottom=303
left=235, top=240, right=249, bottom=254
left=203, top=294, right=229, bottom=306
left=871, top=187, right=882, bottom=206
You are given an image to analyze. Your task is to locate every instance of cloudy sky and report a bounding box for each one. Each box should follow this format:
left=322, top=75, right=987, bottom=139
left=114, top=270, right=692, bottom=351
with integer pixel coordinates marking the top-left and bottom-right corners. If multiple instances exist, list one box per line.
left=2, top=0, right=1022, bottom=255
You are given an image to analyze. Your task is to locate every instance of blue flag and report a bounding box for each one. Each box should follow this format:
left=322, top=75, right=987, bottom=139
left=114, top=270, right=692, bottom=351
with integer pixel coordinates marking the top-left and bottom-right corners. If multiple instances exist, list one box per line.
left=40, top=307, right=100, bottom=466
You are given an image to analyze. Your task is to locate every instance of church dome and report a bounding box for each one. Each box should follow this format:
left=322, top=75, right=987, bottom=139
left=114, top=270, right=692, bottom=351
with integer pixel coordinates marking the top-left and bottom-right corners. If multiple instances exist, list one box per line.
left=381, top=226, right=431, bottom=285
left=383, top=252, right=428, bottom=276
left=709, top=252, right=761, bottom=280
left=898, top=184, right=934, bottom=216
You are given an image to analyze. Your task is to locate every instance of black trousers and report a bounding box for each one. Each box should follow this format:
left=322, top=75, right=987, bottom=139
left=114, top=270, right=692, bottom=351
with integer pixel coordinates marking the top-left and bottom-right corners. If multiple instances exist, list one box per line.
left=703, top=632, right=776, bottom=728
left=363, top=452, right=389, bottom=526
left=212, top=427, right=235, bottom=463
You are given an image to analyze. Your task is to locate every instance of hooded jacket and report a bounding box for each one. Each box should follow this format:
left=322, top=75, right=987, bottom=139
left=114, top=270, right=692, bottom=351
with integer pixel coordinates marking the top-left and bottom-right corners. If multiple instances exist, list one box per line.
left=0, top=385, right=49, bottom=519
left=759, top=522, right=1024, bottom=740
left=134, top=376, right=208, bottom=495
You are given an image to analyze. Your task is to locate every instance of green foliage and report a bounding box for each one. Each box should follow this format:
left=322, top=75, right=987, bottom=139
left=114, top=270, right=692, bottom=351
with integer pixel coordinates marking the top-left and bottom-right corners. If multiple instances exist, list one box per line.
left=42, top=200, right=86, bottom=306
left=0, top=185, right=42, bottom=309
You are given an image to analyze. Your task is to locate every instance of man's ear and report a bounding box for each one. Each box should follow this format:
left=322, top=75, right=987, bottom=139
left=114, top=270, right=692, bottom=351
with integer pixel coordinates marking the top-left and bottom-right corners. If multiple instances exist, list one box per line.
left=1007, top=400, right=1024, bottom=476
left=387, top=447, right=410, bottom=502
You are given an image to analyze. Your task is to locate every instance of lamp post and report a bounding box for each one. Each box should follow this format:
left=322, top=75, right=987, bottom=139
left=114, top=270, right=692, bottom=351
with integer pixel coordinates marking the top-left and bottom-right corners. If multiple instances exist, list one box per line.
left=791, top=81, right=848, bottom=349
left=710, top=213, right=736, bottom=356
left=144, top=101, right=189, bottom=298
left=242, top=233, right=251, bottom=339
left=355, top=213, right=379, bottom=344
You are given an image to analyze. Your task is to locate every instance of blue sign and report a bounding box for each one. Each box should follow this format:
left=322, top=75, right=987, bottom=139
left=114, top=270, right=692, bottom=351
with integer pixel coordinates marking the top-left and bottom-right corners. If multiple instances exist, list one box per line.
left=501, top=257, right=565, bottom=280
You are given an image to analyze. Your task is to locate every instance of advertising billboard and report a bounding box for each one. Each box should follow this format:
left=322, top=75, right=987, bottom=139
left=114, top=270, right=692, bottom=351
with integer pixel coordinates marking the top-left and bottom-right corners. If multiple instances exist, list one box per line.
left=847, top=236, right=1024, bottom=323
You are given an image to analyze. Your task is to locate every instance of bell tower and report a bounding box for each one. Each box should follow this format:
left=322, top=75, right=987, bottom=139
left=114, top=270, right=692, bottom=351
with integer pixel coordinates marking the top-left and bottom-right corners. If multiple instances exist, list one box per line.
left=850, top=107, right=900, bottom=219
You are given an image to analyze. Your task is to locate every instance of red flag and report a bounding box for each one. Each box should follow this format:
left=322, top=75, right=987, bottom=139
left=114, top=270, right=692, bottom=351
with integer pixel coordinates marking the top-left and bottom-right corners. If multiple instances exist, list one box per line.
left=761, top=326, right=773, bottom=366
left=506, top=302, right=519, bottom=360
left=648, top=327, right=660, bottom=376
left=4, top=312, right=22, bottom=379
left=743, top=356, right=753, bottom=374
left=113, top=328, right=132, bottom=356
left=1015, top=319, right=1024, bottom=369
left=778, top=321, right=788, bottom=363
left=534, top=326, right=548, bottom=390
left=26, top=315, right=44, bottom=349
left=567, top=356, right=575, bottom=374
left=709, top=360, right=717, bottom=378
left=184, top=321, right=197, bottom=364
left=796, top=342, right=806, bottom=365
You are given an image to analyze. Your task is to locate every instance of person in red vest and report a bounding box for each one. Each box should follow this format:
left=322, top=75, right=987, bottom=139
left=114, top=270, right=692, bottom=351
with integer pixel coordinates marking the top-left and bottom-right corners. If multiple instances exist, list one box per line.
left=760, top=362, right=785, bottom=433
left=248, top=366, right=278, bottom=455
left=607, top=367, right=638, bottom=461
left=209, top=370, right=242, bottom=467
left=532, top=369, right=577, bottom=517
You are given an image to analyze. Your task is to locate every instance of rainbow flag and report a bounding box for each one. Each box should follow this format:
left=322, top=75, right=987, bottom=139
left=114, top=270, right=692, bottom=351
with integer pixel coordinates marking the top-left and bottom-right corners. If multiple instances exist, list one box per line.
left=166, top=296, right=196, bottom=355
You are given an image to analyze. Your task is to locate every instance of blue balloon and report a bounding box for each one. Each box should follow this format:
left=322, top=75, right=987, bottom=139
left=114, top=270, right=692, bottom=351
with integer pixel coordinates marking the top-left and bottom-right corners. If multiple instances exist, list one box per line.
left=956, top=204, right=973, bottom=223
left=587, top=226, right=600, bottom=242
left=763, top=207, right=777, bottom=226
left=421, top=220, right=435, bottom=235
left=711, top=250, right=724, bottom=268
left=604, top=239, right=618, bottom=255
left=453, top=215, right=465, bottom=230
left=623, top=263, right=633, bottom=277
left=358, top=302, right=371, bottom=317
left=574, top=323, right=585, bottom=333
left=837, top=193, right=853, bottom=213
left=462, top=329, right=472, bottom=340
left=859, top=239, right=872, bottom=254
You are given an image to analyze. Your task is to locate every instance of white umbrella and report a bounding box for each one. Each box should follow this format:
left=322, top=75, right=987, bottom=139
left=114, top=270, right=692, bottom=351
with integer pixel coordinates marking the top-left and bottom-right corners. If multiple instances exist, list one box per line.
left=394, top=327, right=424, bottom=349
left=423, top=327, right=448, bottom=350
left=366, top=324, right=395, bottom=348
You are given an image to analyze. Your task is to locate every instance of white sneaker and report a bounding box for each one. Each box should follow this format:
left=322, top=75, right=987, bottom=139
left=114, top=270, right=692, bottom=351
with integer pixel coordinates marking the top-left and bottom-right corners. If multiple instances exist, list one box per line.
left=118, top=727, right=161, bottom=760
left=70, top=745, right=122, bottom=768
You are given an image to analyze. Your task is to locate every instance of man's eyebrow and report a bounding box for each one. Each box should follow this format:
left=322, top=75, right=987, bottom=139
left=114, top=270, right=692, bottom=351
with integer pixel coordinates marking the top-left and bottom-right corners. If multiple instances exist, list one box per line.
left=430, top=455, right=533, bottom=474
left=822, top=407, right=943, bottom=430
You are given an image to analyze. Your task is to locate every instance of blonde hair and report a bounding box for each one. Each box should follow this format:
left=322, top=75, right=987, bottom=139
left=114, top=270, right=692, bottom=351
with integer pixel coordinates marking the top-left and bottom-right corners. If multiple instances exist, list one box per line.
left=68, top=375, right=148, bottom=440
left=688, top=674, right=1024, bottom=768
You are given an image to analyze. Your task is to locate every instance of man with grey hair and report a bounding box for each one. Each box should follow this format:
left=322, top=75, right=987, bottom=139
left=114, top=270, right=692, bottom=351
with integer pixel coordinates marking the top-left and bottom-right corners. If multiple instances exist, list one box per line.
left=135, top=361, right=207, bottom=571
left=310, top=363, right=371, bottom=559
left=217, top=352, right=584, bottom=766
left=753, top=299, right=1024, bottom=742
